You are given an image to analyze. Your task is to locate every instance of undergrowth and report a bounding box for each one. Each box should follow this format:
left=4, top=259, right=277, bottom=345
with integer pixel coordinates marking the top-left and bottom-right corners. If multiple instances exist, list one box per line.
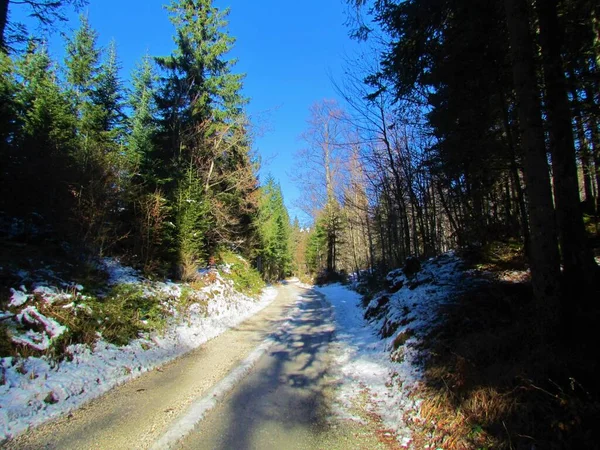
left=92, top=284, right=167, bottom=346
left=218, top=250, right=265, bottom=296
left=1, top=284, right=171, bottom=359
left=459, top=239, right=527, bottom=273
left=0, top=218, right=264, bottom=362
left=406, top=242, right=600, bottom=449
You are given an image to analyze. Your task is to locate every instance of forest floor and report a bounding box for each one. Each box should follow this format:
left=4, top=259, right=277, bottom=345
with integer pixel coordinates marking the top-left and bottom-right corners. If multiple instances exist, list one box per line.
left=397, top=242, right=600, bottom=449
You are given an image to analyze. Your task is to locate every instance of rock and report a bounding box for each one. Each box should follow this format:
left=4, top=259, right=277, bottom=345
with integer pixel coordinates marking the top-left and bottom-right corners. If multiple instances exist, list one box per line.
left=364, top=294, right=390, bottom=320
left=403, top=257, right=421, bottom=277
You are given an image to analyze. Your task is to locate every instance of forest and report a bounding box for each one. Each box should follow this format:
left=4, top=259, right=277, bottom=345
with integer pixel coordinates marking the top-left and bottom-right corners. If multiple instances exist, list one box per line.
left=295, top=0, right=600, bottom=328
left=0, top=0, right=296, bottom=283
left=1, top=0, right=599, bottom=447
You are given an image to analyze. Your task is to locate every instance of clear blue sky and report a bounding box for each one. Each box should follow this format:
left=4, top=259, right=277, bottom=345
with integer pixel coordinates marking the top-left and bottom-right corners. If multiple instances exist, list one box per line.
left=13, top=0, right=361, bottom=225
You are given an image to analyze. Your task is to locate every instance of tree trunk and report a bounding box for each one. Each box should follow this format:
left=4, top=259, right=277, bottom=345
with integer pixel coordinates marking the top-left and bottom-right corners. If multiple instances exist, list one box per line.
left=570, top=86, right=595, bottom=212
left=585, top=84, right=600, bottom=215
left=536, top=0, right=598, bottom=288
left=500, top=88, right=531, bottom=251
left=437, top=182, right=461, bottom=245
left=365, top=214, right=375, bottom=273
left=0, top=0, right=8, bottom=51
left=503, top=0, right=561, bottom=330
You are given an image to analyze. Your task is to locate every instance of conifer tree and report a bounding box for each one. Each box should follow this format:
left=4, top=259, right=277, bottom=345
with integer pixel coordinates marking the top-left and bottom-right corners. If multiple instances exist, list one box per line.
left=128, top=54, right=158, bottom=177
left=0, top=51, right=16, bottom=170
left=64, top=16, right=126, bottom=252
left=306, top=220, right=327, bottom=274
left=12, top=42, right=76, bottom=221
left=256, top=177, right=292, bottom=281
left=155, top=0, right=256, bottom=272
left=92, top=40, right=125, bottom=139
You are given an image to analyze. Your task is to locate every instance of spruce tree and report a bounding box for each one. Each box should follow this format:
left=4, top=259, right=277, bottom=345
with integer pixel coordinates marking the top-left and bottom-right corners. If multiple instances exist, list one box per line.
left=64, top=16, right=126, bottom=253
left=256, top=177, right=292, bottom=281
left=155, top=0, right=256, bottom=272
left=92, top=40, right=125, bottom=139
left=128, top=54, right=158, bottom=178
left=13, top=42, right=76, bottom=222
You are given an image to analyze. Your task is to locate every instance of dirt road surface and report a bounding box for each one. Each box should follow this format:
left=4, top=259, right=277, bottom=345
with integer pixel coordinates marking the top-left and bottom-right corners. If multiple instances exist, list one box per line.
left=6, top=281, right=391, bottom=450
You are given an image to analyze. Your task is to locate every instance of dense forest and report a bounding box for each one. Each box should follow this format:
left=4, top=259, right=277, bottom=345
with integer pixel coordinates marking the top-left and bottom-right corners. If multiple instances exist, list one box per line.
left=1, top=0, right=599, bottom=320
left=1, top=0, right=599, bottom=326
left=293, top=0, right=600, bottom=331
left=0, top=0, right=297, bottom=282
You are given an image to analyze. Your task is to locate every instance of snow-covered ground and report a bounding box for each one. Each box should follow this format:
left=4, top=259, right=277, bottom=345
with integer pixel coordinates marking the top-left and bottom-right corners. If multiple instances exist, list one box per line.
left=1, top=251, right=479, bottom=446
left=316, top=252, right=475, bottom=447
left=0, top=260, right=277, bottom=442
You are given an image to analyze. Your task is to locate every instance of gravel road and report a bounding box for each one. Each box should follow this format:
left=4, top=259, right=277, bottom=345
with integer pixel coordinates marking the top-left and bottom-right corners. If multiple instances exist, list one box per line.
left=5, top=281, right=392, bottom=450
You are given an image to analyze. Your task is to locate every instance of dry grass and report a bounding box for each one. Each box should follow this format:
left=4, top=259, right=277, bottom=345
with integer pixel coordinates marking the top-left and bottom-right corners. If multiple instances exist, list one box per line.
left=406, top=275, right=600, bottom=449
left=179, top=253, right=201, bottom=282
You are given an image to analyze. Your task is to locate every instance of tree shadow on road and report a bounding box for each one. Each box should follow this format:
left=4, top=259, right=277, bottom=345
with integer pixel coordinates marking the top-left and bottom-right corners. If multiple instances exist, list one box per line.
left=189, top=288, right=340, bottom=450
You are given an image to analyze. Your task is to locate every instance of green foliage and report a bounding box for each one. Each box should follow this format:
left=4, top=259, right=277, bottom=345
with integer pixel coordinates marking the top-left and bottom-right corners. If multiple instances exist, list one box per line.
left=127, top=54, right=158, bottom=177
left=0, top=1, right=262, bottom=285
left=65, top=15, right=99, bottom=94
left=218, top=250, right=265, bottom=296
left=157, top=0, right=246, bottom=128
left=4, top=42, right=77, bottom=221
left=153, top=0, right=258, bottom=262
left=96, top=284, right=166, bottom=345
left=176, top=166, right=211, bottom=277
left=91, top=40, right=125, bottom=138
left=306, top=220, right=327, bottom=274
left=53, top=284, right=167, bottom=352
left=303, top=197, right=345, bottom=276
left=256, top=177, right=293, bottom=281
left=0, top=284, right=168, bottom=358
left=0, top=52, right=17, bottom=149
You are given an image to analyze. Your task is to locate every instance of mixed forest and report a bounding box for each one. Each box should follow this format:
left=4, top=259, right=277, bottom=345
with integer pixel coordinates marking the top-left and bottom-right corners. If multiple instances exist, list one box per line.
left=1, top=0, right=600, bottom=446
left=293, top=0, right=600, bottom=334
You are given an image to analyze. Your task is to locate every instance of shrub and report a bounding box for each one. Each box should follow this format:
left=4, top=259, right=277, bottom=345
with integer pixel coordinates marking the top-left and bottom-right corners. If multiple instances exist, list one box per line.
left=314, top=269, right=348, bottom=286
left=217, top=250, right=265, bottom=297
left=0, top=323, right=13, bottom=357
left=96, top=284, right=166, bottom=346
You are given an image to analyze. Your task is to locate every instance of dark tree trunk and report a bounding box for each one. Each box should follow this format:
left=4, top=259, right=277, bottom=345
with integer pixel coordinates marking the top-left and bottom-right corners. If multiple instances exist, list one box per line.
left=503, top=0, right=561, bottom=329
left=500, top=88, right=531, bottom=251
left=571, top=87, right=595, bottom=213
left=536, top=0, right=598, bottom=288
left=0, top=0, right=8, bottom=51
left=437, top=182, right=461, bottom=245
left=586, top=85, right=600, bottom=215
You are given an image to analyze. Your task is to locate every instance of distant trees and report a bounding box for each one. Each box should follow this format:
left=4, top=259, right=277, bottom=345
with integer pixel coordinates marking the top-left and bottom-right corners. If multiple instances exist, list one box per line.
left=0, top=0, right=289, bottom=283
left=256, top=177, right=292, bottom=281
left=297, top=0, right=598, bottom=313
left=294, top=100, right=347, bottom=275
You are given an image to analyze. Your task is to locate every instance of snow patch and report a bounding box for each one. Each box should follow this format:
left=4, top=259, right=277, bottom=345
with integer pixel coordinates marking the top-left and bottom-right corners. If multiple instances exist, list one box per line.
left=8, top=288, right=29, bottom=307
left=317, top=252, right=469, bottom=447
left=0, top=259, right=278, bottom=442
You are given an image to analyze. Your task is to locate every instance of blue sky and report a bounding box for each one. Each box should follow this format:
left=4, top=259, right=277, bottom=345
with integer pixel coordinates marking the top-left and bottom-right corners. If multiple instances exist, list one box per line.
left=12, top=0, right=362, bottom=225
